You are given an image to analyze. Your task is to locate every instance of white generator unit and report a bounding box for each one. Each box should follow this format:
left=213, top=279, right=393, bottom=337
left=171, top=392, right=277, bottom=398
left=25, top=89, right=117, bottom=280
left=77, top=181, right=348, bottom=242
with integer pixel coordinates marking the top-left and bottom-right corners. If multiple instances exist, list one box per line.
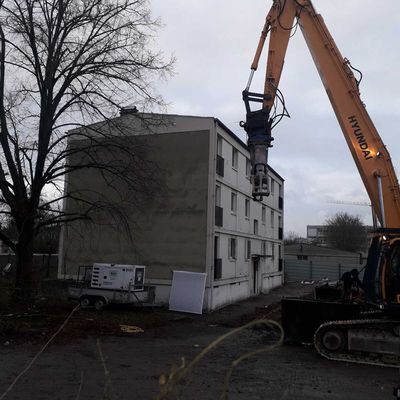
left=90, top=263, right=145, bottom=292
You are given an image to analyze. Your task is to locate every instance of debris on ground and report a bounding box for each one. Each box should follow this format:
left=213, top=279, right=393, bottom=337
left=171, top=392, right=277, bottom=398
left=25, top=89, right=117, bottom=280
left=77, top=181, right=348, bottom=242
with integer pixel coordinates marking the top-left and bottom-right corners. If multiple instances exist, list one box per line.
left=120, top=325, right=144, bottom=334
left=0, top=283, right=314, bottom=344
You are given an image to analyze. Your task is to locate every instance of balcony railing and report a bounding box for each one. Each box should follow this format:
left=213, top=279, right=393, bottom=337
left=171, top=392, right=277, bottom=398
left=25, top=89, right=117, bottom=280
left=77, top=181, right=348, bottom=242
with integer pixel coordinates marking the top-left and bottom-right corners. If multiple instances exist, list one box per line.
left=216, top=155, right=224, bottom=177
left=215, top=206, right=223, bottom=227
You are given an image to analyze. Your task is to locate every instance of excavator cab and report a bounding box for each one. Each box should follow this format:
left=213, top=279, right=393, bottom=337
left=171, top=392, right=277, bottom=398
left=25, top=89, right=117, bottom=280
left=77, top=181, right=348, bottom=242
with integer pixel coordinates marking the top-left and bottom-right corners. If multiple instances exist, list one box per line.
left=380, top=237, right=400, bottom=305
left=360, top=233, right=400, bottom=307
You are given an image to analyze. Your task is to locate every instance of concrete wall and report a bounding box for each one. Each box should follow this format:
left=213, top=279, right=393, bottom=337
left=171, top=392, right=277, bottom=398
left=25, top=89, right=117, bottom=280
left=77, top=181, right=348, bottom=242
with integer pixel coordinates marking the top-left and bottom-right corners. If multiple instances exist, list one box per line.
left=61, top=125, right=211, bottom=303
left=262, top=272, right=284, bottom=292
left=212, top=279, right=250, bottom=309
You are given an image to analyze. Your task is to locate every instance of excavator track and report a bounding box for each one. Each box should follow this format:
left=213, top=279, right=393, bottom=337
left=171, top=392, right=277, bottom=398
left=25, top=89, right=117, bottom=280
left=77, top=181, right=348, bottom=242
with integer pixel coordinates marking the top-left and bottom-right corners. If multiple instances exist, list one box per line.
left=314, top=319, right=400, bottom=368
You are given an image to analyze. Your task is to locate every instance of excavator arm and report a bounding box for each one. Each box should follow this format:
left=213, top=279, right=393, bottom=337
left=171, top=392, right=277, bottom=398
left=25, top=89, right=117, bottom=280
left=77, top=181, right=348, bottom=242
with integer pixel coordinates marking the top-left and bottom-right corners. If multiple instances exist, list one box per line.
left=244, top=0, right=400, bottom=368
left=243, top=0, right=400, bottom=228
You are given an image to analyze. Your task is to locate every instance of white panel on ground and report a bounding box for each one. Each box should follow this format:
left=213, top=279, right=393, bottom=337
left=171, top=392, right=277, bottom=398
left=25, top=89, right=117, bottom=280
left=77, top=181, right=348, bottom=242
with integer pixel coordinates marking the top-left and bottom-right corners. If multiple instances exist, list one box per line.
left=169, top=271, right=207, bottom=314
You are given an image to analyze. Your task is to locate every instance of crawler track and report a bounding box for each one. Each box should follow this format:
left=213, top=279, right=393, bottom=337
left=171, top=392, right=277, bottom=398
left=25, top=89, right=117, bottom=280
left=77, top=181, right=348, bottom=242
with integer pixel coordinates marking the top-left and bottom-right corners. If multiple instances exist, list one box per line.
left=314, top=319, right=400, bottom=367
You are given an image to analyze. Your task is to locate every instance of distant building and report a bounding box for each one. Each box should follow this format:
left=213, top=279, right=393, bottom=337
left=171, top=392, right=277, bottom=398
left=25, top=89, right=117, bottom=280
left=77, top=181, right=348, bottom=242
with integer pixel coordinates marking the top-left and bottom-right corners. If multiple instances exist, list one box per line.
left=307, top=224, right=374, bottom=248
left=285, top=243, right=363, bottom=265
left=284, top=243, right=364, bottom=282
left=307, top=225, right=329, bottom=246
left=59, top=113, right=285, bottom=311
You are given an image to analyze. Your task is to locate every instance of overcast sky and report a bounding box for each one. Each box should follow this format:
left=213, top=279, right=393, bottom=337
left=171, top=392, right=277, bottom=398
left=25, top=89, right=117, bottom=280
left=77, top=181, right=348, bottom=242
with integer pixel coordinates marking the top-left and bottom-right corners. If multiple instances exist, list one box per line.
left=150, top=0, right=400, bottom=237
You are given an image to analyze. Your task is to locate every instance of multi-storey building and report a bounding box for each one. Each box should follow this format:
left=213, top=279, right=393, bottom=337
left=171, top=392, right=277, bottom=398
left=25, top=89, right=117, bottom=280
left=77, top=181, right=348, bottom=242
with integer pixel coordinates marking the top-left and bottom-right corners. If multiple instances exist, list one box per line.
left=213, top=120, right=284, bottom=308
left=307, top=225, right=329, bottom=246
left=59, top=113, right=284, bottom=311
left=307, top=224, right=373, bottom=249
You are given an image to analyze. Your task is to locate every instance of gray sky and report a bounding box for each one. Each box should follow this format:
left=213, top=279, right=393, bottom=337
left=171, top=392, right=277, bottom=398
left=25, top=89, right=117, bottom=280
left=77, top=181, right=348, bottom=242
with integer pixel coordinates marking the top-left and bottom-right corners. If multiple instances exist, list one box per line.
left=151, top=0, right=400, bottom=237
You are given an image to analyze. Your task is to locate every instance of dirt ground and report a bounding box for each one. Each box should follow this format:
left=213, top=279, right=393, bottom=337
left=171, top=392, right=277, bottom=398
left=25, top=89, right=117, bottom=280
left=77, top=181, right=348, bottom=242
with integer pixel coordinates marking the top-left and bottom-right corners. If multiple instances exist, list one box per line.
left=0, top=283, right=399, bottom=400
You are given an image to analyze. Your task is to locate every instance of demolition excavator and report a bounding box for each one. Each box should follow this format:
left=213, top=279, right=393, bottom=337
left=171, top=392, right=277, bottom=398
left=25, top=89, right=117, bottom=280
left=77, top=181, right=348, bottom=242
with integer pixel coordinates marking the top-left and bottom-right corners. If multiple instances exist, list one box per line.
left=241, top=0, right=400, bottom=367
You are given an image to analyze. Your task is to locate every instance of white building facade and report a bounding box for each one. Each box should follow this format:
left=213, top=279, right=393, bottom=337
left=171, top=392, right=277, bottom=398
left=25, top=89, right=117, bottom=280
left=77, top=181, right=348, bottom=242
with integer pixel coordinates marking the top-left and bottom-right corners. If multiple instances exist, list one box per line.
left=210, top=120, right=284, bottom=309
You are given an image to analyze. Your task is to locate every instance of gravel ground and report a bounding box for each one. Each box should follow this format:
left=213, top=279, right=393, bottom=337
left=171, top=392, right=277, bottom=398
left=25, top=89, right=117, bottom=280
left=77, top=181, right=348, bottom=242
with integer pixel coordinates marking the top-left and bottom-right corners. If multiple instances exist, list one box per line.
left=0, top=283, right=399, bottom=400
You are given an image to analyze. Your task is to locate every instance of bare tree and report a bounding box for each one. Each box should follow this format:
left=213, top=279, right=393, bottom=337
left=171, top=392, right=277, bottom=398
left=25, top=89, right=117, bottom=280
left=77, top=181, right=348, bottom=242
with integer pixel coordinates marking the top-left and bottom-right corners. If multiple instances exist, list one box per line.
left=0, top=0, right=174, bottom=302
left=325, top=212, right=367, bottom=252
left=283, top=230, right=305, bottom=245
left=2, top=205, right=60, bottom=254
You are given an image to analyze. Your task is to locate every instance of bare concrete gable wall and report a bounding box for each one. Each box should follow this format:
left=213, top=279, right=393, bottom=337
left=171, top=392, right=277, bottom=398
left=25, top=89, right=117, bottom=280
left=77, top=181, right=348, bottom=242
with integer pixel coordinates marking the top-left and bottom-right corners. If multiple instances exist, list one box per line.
left=62, top=129, right=210, bottom=280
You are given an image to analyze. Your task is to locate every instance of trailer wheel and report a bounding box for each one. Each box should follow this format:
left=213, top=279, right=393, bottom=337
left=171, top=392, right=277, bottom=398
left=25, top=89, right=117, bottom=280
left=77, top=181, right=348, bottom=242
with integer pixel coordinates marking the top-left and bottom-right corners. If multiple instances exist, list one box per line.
left=80, top=296, right=92, bottom=308
left=94, top=298, right=106, bottom=311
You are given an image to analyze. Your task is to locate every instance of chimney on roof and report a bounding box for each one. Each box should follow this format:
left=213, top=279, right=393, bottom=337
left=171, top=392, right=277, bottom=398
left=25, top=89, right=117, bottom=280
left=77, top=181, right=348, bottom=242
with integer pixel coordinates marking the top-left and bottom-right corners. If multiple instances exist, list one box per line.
left=120, top=106, right=138, bottom=116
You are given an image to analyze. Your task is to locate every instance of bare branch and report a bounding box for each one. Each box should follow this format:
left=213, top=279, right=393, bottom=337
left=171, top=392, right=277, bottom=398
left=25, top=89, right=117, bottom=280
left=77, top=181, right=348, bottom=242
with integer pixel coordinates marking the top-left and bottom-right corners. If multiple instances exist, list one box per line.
left=0, top=0, right=173, bottom=294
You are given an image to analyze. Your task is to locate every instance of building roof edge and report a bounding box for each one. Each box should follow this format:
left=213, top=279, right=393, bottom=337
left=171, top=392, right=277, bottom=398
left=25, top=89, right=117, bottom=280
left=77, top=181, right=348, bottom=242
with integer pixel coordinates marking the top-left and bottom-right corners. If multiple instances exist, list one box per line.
left=215, top=118, right=285, bottom=182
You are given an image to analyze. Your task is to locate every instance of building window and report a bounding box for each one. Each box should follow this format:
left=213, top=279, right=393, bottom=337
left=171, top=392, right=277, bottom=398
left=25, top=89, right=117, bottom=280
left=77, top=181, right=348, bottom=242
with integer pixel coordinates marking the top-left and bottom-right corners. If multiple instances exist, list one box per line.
left=214, top=236, right=220, bottom=259
left=217, top=135, right=223, bottom=156
left=271, top=243, right=275, bottom=262
left=215, top=186, right=223, bottom=227
left=262, top=241, right=267, bottom=255
left=246, top=158, right=251, bottom=177
left=229, top=237, right=237, bottom=260
left=232, top=147, right=238, bottom=170
left=214, top=258, right=222, bottom=279
left=278, top=215, right=283, bottom=239
left=231, top=192, right=237, bottom=214
left=245, top=199, right=250, bottom=218
left=271, top=210, right=275, bottom=228
left=254, top=219, right=258, bottom=235
left=215, top=185, right=221, bottom=207
left=216, top=136, right=224, bottom=176
left=245, top=240, right=251, bottom=260
left=297, top=255, right=308, bottom=261
left=214, top=236, right=222, bottom=279
left=261, top=206, right=266, bottom=224
left=270, top=178, right=275, bottom=195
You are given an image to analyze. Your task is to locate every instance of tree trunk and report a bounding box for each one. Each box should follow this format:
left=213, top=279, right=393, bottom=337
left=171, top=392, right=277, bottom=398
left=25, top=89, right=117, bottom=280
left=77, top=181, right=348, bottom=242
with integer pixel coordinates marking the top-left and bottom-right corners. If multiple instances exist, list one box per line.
left=14, top=222, right=35, bottom=305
